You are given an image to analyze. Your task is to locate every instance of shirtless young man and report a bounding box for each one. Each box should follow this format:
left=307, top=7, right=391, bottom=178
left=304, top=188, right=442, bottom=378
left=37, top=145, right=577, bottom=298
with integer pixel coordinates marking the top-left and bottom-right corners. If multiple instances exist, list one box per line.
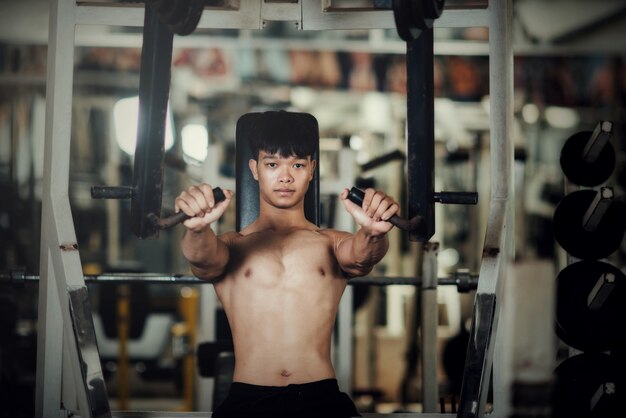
left=175, top=111, right=399, bottom=418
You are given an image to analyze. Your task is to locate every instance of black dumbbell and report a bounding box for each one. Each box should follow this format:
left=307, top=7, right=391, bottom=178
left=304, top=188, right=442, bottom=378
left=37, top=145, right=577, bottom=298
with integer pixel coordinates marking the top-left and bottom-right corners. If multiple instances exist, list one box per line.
left=553, top=187, right=625, bottom=260
left=556, top=260, right=626, bottom=352
left=553, top=352, right=624, bottom=418
left=560, top=121, right=615, bottom=187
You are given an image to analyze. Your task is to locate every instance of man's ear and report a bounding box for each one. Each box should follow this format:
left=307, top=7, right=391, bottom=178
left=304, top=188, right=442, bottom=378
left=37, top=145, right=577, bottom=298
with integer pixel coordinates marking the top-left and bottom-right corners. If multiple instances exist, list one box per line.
left=248, top=159, right=259, bottom=181
left=309, top=159, right=317, bottom=181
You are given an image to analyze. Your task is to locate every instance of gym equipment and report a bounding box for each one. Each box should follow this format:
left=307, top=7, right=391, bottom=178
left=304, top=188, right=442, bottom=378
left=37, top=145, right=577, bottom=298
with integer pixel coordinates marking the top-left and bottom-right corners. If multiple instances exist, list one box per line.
left=553, top=188, right=625, bottom=260
left=347, top=187, right=421, bottom=232
left=553, top=352, right=624, bottom=418
left=148, top=0, right=205, bottom=36
left=91, top=5, right=175, bottom=239
left=347, top=187, right=478, bottom=233
left=456, top=2, right=514, bottom=417
left=560, top=121, right=615, bottom=187
left=1, top=269, right=479, bottom=291
left=553, top=118, right=624, bottom=417
left=147, top=187, right=226, bottom=229
left=392, top=0, right=445, bottom=42
left=556, top=261, right=626, bottom=352
left=395, top=3, right=478, bottom=242
left=39, top=1, right=513, bottom=417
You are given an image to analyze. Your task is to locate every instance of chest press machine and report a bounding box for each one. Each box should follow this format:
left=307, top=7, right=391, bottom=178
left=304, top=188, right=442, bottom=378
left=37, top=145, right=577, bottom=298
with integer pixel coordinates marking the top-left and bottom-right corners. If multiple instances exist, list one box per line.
left=35, top=1, right=514, bottom=418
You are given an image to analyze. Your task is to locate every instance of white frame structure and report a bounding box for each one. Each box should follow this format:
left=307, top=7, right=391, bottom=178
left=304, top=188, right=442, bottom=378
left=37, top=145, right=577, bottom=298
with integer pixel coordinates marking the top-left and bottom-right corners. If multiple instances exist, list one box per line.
left=36, top=1, right=513, bottom=417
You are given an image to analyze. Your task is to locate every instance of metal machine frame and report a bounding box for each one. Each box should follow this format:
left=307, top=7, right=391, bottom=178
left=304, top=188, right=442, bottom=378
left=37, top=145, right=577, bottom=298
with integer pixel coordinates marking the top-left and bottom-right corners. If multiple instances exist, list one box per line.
left=36, top=1, right=513, bottom=417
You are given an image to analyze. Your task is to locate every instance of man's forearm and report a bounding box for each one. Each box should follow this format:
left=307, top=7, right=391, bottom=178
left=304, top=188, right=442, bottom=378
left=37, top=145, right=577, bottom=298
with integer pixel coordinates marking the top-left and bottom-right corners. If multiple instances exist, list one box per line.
left=343, top=228, right=389, bottom=276
left=181, top=227, right=229, bottom=279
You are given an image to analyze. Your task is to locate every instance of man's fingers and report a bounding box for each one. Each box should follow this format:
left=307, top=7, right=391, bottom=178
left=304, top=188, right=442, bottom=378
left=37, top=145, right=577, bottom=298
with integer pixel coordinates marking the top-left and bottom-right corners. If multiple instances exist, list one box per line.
left=177, top=184, right=215, bottom=217
left=175, top=183, right=236, bottom=232
left=175, top=198, right=197, bottom=218
left=187, top=186, right=210, bottom=211
left=362, top=188, right=376, bottom=212
left=381, top=203, right=400, bottom=221
left=373, top=199, right=391, bottom=220
left=369, top=194, right=384, bottom=216
left=198, top=184, right=217, bottom=208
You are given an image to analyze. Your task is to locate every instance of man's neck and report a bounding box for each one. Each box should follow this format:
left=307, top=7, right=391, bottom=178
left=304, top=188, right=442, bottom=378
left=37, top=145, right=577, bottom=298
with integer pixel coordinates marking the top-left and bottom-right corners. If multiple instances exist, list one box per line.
left=256, top=202, right=311, bottom=231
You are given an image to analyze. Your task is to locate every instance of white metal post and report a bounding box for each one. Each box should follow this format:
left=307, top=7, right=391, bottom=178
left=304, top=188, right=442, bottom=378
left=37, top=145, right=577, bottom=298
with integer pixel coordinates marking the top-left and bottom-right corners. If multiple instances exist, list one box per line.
left=36, top=249, right=64, bottom=418
left=36, top=0, right=101, bottom=417
left=36, top=0, right=77, bottom=416
left=489, top=0, right=515, bottom=416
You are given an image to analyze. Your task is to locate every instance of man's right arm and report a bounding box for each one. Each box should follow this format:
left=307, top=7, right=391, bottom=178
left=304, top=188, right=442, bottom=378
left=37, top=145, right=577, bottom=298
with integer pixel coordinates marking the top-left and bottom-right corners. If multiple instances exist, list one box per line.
left=176, top=184, right=234, bottom=281
left=181, top=228, right=232, bottom=281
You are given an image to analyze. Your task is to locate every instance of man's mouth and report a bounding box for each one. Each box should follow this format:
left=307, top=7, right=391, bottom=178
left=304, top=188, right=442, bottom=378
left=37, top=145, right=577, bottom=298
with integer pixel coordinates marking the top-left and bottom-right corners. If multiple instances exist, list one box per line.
left=275, top=189, right=295, bottom=195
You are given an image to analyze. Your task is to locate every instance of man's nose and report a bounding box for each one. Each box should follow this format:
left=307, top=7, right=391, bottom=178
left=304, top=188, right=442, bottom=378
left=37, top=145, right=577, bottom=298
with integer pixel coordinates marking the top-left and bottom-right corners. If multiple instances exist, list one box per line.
left=278, top=167, right=293, bottom=183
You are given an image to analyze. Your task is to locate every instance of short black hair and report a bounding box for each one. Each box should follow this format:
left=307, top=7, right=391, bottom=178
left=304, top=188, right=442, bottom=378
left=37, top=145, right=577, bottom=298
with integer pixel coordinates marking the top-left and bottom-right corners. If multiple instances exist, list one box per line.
left=238, top=111, right=319, bottom=159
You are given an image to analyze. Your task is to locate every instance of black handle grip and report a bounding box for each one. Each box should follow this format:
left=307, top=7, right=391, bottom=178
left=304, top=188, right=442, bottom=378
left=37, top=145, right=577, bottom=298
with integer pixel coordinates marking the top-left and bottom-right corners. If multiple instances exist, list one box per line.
left=148, top=187, right=226, bottom=230
left=91, top=186, right=135, bottom=199
left=433, top=191, right=478, bottom=205
left=346, top=187, right=422, bottom=232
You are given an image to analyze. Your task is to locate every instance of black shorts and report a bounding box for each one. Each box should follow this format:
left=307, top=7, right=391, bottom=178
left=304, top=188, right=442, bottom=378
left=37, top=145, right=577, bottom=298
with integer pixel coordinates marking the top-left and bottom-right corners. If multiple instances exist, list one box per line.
left=212, top=378, right=361, bottom=418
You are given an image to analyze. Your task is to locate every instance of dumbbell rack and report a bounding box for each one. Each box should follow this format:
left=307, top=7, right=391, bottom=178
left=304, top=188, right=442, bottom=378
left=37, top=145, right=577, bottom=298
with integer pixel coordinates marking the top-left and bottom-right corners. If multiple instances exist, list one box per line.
left=551, top=122, right=626, bottom=417
left=36, top=1, right=514, bottom=418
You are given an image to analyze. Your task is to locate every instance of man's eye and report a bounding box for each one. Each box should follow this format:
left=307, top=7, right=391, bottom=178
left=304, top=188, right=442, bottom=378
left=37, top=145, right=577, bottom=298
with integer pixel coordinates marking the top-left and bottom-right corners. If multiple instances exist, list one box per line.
left=267, top=163, right=277, bottom=168
left=293, top=164, right=304, bottom=168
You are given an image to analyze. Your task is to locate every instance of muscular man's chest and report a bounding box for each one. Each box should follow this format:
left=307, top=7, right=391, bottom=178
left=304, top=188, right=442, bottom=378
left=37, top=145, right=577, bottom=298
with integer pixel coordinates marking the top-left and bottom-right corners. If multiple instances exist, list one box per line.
left=228, top=231, right=338, bottom=281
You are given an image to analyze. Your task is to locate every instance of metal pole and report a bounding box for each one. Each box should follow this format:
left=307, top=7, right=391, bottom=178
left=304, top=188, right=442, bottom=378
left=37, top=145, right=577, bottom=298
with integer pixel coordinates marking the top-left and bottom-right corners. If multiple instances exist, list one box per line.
left=490, top=1, right=515, bottom=416
left=36, top=0, right=77, bottom=416
left=36, top=1, right=111, bottom=417
left=3, top=271, right=479, bottom=288
left=116, top=286, right=130, bottom=411
left=420, top=242, right=439, bottom=412
left=458, top=0, right=514, bottom=417
left=180, top=287, right=199, bottom=410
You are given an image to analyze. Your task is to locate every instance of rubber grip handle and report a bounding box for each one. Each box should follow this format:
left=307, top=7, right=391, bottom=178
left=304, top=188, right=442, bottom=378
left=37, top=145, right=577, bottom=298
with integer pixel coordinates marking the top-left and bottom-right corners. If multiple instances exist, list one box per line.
left=346, top=187, right=421, bottom=232
left=148, top=187, right=226, bottom=229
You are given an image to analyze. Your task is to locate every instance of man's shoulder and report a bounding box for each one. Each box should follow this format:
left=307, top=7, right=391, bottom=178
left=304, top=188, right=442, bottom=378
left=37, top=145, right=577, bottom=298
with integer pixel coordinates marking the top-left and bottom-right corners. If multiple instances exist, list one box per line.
left=218, top=230, right=244, bottom=245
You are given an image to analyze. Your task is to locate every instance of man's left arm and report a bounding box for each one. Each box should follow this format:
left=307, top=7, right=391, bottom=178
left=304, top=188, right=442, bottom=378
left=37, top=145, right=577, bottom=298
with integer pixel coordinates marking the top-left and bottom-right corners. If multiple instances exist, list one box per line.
left=334, top=188, right=399, bottom=277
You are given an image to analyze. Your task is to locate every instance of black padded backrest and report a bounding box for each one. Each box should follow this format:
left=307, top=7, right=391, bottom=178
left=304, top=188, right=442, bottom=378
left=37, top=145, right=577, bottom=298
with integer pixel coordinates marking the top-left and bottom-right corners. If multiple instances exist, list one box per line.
left=235, top=111, right=320, bottom=231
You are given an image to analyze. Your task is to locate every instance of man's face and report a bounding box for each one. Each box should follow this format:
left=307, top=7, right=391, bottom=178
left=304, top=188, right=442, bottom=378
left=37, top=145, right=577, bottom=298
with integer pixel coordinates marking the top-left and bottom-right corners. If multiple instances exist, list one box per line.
left=249, top=150, right=316, bottom=210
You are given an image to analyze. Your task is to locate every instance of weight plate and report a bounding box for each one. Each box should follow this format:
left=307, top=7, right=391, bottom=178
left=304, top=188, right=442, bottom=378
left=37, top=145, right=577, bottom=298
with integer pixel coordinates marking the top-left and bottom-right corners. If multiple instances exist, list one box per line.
left=556, top=261, right=626, bottom=352
left=560, top=130, right=616, bottom=187
left=553, top=190, right=625, bottom=260
left=553, top=352, right=624, bottom=418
